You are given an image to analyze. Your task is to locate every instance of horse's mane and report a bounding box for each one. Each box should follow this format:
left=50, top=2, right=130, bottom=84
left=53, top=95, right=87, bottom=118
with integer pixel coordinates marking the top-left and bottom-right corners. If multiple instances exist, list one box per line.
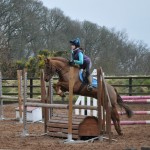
left=49, top=57, right=68, bottom=63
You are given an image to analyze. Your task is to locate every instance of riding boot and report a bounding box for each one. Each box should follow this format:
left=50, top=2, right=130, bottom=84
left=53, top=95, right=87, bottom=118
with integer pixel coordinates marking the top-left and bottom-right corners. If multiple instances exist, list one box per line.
left=87, top=75, right=93, bottom=91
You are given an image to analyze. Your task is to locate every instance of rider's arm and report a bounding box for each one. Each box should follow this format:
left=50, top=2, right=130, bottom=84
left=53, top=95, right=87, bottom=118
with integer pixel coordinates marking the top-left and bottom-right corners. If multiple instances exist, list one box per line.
left=74, top=52, right=83, bottom=65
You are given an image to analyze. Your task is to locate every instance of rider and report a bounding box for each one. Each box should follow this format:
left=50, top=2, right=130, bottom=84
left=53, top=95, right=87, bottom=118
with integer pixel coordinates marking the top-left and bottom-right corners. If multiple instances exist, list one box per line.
left=69, top=38, right=93, bottom=91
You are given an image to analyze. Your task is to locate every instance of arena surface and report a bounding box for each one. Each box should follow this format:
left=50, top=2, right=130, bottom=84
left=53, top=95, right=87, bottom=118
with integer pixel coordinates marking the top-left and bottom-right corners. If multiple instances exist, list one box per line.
left=0, top=103, right=149, bottom=150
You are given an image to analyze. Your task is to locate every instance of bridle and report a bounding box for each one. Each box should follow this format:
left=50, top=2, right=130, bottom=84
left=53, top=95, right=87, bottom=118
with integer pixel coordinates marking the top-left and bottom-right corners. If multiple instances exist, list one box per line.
left=45, top=60, right=69, bottom=79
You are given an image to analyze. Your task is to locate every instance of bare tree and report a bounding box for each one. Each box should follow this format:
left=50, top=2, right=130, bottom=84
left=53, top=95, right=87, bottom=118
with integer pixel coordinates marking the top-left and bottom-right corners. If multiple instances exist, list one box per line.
left=0, top=0, right=150, bottom=76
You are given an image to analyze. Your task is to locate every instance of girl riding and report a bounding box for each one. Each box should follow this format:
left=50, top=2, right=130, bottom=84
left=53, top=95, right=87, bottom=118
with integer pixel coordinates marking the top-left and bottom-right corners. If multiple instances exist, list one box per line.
left=69, top=38, right=93, bottom=91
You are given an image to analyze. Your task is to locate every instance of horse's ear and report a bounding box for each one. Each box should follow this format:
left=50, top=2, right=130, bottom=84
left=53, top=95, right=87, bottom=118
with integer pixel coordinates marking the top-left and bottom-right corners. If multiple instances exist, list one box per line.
left=44, top=58, right=49, bottom=64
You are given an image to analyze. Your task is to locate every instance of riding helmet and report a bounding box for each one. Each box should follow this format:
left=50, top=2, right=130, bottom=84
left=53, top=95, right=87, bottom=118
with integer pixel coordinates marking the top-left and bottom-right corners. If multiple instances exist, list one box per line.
left=70, top=38, right=80, bottom=47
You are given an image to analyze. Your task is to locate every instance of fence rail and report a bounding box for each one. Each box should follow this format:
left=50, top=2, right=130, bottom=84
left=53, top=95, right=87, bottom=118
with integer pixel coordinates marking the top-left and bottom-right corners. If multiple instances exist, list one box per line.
left=2, top=76, right=150, bottom=97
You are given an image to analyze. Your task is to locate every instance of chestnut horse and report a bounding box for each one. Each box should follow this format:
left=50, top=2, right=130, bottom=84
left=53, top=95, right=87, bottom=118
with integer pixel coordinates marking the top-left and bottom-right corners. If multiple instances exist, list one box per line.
left=44, top=57, right=133, bottom=135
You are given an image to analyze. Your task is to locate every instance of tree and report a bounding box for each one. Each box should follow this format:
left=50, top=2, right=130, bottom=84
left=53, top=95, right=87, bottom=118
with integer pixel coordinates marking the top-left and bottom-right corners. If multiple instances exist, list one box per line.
left=0, top=0, right=150, bottom=76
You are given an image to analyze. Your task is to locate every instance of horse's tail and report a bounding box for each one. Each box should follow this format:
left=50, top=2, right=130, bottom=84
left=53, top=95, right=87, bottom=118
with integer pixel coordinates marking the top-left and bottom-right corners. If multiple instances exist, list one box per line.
left=114, top=88, right=133, bottom=118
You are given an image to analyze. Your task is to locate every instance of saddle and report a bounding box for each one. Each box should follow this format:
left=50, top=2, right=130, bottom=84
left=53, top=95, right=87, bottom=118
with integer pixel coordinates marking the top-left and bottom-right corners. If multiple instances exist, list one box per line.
left=79, top=70, right=97, bottom=88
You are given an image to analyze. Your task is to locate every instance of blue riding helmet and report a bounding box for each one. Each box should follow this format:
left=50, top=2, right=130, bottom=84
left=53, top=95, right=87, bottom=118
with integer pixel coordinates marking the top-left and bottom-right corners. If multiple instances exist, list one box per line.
left=70, top=38, right=80, bottom=47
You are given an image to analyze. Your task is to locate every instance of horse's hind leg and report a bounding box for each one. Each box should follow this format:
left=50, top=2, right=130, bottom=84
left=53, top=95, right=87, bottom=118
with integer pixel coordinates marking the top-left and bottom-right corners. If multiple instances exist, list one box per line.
left=111, top=107, right=123, bottom=135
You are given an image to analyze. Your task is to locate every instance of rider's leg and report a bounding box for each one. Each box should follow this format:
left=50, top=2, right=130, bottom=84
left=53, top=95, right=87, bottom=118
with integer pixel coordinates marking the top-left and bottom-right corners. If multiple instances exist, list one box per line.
left=87, top=75, right=92, bottom=85
left=87, top=75, right=93, bottom=91
left=85, top=64, right=93, bottom=91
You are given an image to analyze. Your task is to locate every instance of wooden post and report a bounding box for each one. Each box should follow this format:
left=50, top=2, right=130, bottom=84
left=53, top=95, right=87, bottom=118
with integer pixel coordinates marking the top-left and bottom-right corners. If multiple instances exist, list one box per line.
left=0, top=71, right=3, bottom=120
left=40, top=69, right=48, bottom=133
left=29, top=78, right=33, bottom=98
left=129, top=77, right=132, bottom=96
left=17, top=70, right=23, bottom=123
left=102, top=80, right=106, bottom=134
left=100, top=81, right=105, bottom=133
left=97, top=68, right=103, bottom=141
left=48, top=78, right=53, bottom=119
left=41, top=69, right=46, bottom=118
left=67, top=67, right=75, bottom=141
left=0, top=71, right=2, bottom=97
left=100, top=70, right=106, bottom=135
left=98, top=68, right=106, bottom=136
left=101, top=69, right=112, bottom=143
left=22, top=69, right=28, bottom=136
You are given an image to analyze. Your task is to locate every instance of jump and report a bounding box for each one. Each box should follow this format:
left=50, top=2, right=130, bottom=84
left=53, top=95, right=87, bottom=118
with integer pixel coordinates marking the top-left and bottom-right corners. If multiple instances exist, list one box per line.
left=44, top=57, right=133, bottom=135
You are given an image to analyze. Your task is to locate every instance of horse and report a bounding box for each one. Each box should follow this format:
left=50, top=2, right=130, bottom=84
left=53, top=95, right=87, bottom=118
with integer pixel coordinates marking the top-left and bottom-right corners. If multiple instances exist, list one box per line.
left=44, top=57, right=133, bottom=135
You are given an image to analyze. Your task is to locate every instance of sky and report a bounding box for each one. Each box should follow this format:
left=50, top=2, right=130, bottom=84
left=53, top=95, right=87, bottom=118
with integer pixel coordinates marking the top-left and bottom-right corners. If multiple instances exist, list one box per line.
left=41, top=0, right=150, bottom=48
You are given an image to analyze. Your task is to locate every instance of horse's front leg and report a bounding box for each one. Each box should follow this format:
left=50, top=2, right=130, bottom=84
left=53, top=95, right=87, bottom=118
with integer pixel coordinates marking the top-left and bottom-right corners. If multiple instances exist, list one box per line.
left=53, top=82, right=69, bottom=97
left=53, top=82, right=64, bottom=97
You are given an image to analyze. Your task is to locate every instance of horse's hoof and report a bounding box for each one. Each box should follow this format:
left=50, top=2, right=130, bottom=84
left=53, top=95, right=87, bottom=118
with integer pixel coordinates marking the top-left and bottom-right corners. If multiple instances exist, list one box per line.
left=60, top=93, right=66, bottom=97
left=62, top=94, right=66, bottom=97
left=119, top=132, right=123, bottom=136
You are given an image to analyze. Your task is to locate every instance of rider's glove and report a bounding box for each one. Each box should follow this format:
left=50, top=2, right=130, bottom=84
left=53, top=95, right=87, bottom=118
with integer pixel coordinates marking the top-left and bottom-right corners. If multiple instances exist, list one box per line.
left=68, top=60, right=75, bottom=66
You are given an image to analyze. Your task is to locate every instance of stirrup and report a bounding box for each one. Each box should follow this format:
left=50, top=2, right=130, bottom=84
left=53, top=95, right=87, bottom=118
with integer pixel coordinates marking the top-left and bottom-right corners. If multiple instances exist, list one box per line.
left=87, top=84, right=93, bottom=91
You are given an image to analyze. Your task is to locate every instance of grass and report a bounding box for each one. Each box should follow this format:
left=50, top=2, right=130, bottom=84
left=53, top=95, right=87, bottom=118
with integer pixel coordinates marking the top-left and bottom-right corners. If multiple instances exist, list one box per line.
left=107, top=78, right=150, bottom=94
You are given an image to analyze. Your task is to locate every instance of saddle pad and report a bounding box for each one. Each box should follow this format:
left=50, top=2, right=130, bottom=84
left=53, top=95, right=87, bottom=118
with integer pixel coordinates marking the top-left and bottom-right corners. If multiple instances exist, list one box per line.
left=79, top=70, right=97, bottom=88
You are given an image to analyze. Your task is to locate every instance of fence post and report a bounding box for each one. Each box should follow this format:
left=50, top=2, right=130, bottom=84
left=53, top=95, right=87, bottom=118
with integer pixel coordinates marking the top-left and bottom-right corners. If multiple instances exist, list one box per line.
left=17, top=70, right=23, bottom=123
left=22, top=69, right=28, bottom=136
left=101, top=68, right=112, bottom=143
left=30, top=78, right=33, bottom=98
left=67, top=67, right=75, bottom=142
left=0, top=71, right=4, bottom=120
left=129, top=77, right=132, bottom=96
left=40, top=69, right=48, bottom=133
left=48, top=78, right=53, bottom=119
left=97, top=68, right=103, bottom=141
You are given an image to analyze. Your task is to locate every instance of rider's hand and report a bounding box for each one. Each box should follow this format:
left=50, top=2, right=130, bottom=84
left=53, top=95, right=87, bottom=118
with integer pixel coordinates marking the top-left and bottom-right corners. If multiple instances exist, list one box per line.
left=68, top=60, right=75, bottom=66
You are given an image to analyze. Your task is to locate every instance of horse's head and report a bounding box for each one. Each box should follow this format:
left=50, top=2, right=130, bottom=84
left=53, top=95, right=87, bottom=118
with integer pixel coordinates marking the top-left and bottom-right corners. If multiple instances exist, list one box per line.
left=44, top=57, right=70, bottom=82
left=44, top=58, right=56, bottom=82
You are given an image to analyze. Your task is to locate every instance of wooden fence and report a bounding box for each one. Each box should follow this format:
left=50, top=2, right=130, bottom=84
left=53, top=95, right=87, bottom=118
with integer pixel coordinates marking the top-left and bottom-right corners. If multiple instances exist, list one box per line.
left=106, top=76, right=150, bottom=95
left=1, top=76, right=150, bottom=97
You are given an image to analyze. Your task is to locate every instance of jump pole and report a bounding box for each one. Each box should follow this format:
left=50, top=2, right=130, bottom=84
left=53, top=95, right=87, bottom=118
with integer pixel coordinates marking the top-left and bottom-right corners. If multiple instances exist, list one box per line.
left=121, top=95, right=150, bottom=99
left=115, top=120, right=150, bottom=125
left=119, top=111, right=150, bottom=115
left=123, top=99, right=150, bottom=104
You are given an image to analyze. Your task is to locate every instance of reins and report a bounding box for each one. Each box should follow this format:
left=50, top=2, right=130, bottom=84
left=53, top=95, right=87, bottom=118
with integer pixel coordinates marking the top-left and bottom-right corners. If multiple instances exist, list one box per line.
left=46, top=59, right=69, bottom=79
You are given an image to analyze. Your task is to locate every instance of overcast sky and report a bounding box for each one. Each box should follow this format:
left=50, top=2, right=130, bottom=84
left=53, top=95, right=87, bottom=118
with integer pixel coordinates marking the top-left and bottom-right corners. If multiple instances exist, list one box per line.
left=41, top=0, right=150, bottom=48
